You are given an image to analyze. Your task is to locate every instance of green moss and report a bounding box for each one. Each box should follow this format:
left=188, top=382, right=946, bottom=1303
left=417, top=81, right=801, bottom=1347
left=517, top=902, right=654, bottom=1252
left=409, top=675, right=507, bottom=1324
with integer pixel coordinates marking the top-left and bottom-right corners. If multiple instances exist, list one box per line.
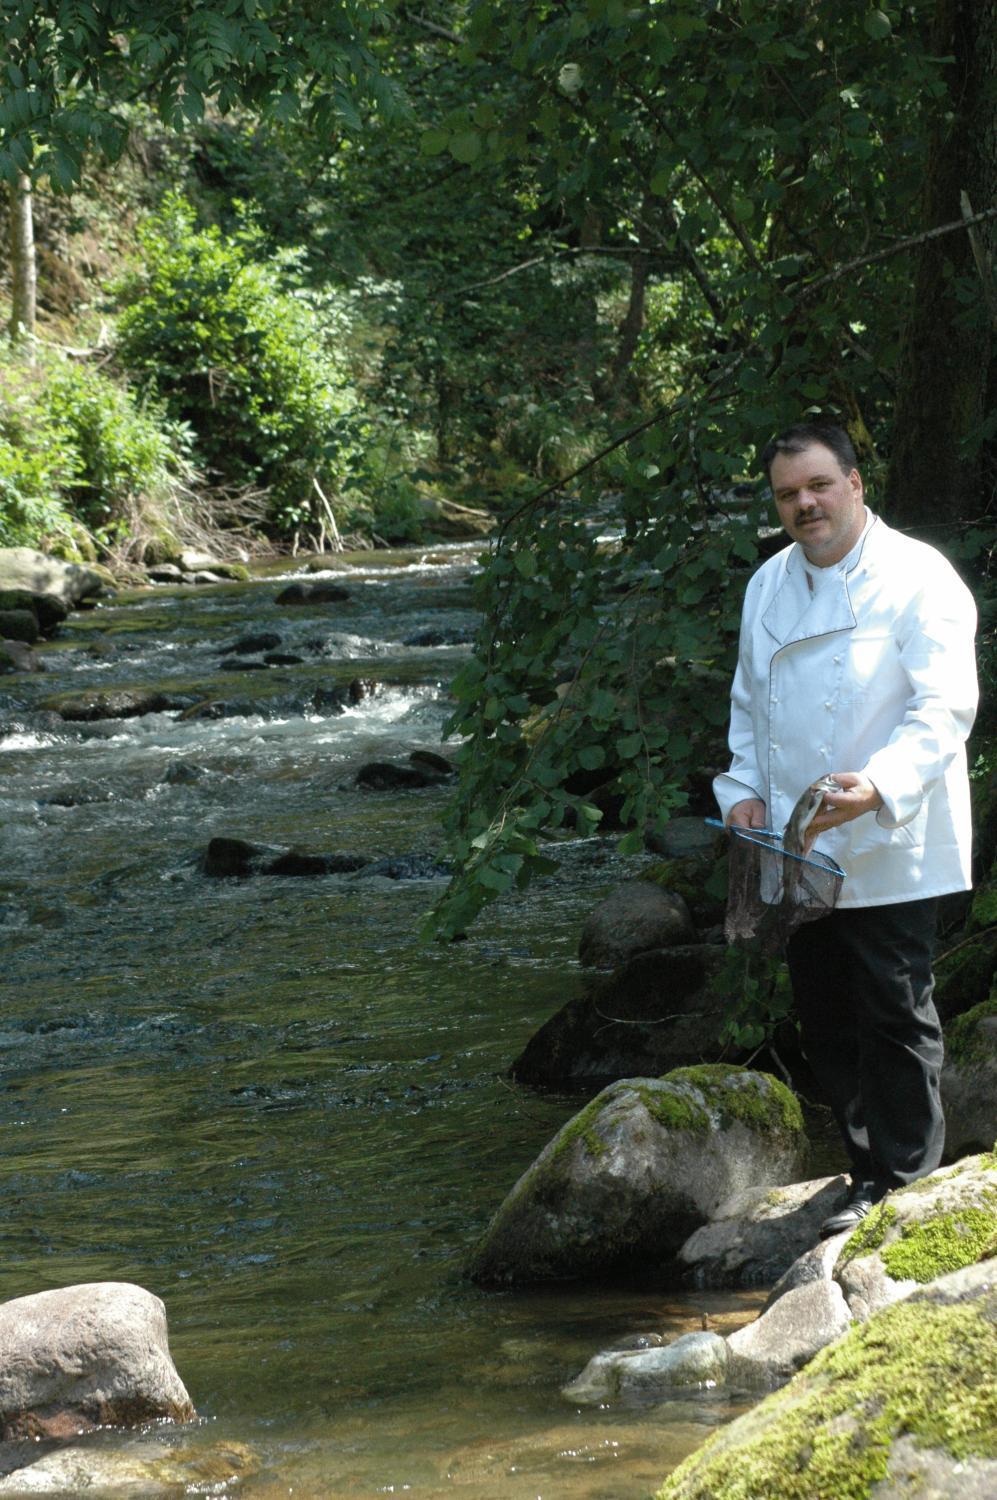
left=945, top=988, right=997, bottom=1068
left=546, top=1096, right=609, bottom=1164
left=838, top=1202, right=898, bottom=1266
left=880, top=1205, right=997, bottom=1282
left=657, top=1295, right=997, bottom=1499
left=665, top=1064, right=804, bottom=1139
left=635, top=1083, right=711, bottom=1134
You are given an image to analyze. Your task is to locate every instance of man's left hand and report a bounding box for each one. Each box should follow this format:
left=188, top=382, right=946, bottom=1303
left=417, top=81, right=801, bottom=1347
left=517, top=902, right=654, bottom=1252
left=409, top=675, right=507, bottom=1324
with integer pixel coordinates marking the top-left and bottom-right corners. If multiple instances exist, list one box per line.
left=808, top=772, right=883, bottom=835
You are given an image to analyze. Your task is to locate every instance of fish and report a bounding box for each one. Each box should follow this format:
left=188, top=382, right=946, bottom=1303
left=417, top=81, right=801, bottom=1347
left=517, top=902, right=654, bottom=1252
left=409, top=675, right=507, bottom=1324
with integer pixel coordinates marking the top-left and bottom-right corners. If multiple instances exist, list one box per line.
left=782, top=776, right=840, bottom=907
left=784, top=775, right=840, bottom=859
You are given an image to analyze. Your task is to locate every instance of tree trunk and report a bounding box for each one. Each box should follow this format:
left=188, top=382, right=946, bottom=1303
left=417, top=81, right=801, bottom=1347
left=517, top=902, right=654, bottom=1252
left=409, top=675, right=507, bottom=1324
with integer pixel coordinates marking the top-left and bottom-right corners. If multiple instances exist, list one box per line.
left=8, top=173, right=37, bottom=339
left=886, top=0, right=997, bottom=535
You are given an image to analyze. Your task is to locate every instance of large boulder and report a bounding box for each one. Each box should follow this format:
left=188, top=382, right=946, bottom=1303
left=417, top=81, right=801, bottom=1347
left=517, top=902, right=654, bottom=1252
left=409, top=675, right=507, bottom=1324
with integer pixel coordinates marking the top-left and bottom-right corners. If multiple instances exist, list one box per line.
left=0, top=547, right=104, bottom=624
left=0, top=1282, right=194, bottom=1439
left=467, top=1066, right=808, bottom=1285
left=511, top=945, right=728, bottom=1088
left=676, top=1174, right=848, bottom=1288
left=656, top=1258, right=997, bottom=1500
left=940, top=992, right=997, bottom=1158
left=579, top=880, right=695, bottom=968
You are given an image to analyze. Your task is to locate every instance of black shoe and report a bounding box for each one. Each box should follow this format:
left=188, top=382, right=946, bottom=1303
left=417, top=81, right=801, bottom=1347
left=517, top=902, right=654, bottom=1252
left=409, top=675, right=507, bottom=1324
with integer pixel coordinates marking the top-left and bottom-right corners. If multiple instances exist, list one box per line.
left=819, top=1180, right=887, bottom=1239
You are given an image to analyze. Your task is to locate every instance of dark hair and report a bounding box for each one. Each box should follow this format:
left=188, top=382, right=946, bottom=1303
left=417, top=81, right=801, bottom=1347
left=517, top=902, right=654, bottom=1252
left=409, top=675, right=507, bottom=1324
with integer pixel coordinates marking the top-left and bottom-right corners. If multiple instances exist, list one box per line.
left=760, top=422, right=858, bottom=482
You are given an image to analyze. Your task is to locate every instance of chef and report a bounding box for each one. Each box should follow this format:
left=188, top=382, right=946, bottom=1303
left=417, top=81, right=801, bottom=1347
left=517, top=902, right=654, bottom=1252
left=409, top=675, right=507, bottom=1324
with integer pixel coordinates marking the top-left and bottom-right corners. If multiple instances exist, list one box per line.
left=714, top=421, right=978, bottom=1236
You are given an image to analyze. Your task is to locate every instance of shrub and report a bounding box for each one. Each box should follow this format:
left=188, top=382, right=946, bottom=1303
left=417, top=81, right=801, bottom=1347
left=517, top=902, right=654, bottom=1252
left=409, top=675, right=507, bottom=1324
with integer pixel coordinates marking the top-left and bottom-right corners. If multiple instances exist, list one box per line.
left=0, top=342, right=193, bottom=558
left=112, top=196, right=360, bottom=533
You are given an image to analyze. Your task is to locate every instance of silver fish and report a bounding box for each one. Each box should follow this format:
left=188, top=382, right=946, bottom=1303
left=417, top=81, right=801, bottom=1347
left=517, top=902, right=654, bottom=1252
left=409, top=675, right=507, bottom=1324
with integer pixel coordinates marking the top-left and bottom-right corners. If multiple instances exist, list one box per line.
left=784, top=776, right=840, bottom=859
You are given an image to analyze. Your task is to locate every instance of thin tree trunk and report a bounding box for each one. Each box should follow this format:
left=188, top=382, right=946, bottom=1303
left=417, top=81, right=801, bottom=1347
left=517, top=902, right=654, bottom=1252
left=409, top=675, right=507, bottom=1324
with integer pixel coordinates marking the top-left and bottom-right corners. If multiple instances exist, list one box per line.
left=886, top=0, right=997, bottom=534
left=9, top=173, right=37, bottom=338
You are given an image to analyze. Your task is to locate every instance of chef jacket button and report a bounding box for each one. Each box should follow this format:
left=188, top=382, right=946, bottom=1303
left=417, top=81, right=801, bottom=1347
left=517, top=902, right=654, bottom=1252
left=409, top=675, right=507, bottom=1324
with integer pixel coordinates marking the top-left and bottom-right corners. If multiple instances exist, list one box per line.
left=824, top=701, right=832, bottom=709
left=833, top=655, right=842, bottom=664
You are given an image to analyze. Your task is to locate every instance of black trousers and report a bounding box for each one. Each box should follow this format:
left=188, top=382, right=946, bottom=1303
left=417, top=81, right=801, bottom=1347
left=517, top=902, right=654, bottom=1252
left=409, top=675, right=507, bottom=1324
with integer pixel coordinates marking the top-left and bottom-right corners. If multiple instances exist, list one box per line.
left=786, top=897, right=944, bottom=1188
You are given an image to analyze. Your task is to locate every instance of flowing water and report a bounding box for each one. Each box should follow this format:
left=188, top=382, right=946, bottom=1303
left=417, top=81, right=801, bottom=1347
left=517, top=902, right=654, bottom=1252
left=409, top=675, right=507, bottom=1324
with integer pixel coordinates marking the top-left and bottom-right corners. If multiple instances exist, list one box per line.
left=0, top=548, right=764, bottom=1498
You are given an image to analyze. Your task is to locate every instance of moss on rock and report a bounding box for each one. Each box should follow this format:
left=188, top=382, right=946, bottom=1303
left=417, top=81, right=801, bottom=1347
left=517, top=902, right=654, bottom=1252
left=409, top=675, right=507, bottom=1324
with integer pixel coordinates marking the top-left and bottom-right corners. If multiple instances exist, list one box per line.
left=657, top=1275, right=997, bottom=1499
left=880, top=1203, right=997, bottom=1282
left=665, top=1065, right=804, bottom=1139
left=945, top=988, right=997, bottom=1068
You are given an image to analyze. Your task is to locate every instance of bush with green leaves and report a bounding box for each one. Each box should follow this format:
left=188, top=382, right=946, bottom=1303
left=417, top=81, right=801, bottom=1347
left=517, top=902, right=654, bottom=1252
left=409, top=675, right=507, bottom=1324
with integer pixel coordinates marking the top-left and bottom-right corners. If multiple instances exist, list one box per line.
left=113, top=196, right=360, bottom=533
left=0, top=343, right=191, bottom=556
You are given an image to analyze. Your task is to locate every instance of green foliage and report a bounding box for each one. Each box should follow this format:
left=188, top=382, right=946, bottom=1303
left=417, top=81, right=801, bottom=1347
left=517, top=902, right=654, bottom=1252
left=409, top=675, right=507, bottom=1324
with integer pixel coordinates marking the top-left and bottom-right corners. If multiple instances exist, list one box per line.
left=0, top=1, right=401, bottom=190
left=422, top=0, right=988, bottom=937
left=711, top=951, right=793, bottom=1053
left=0, top=341, right=189, bottom=553
left=112, top=196, right=360, bottom=532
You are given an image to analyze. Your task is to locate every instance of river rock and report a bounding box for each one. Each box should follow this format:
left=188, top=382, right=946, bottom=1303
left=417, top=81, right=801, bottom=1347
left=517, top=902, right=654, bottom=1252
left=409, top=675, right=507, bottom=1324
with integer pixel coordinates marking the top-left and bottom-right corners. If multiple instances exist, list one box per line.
left=579, top=881, right=695, bottom=969
left=0, top=547, right=103, bottom=618
left=0, top=1437, right=257, bottom=1496
left=467, top=1066, right=808, bottom=1285
left=409, top=748, right=455, bottom=777
left=644, top=816, right=721, bottom=859
left=40, top=688, right=190, bottom=721
left=761, top=1225, right=852, bottom=1310
left=563, top=1332, right=730, bottom=1405
left=724, top=1278, right=852, bottom=1389
left=0, top=641, right=44, bottom=674
left=275, top=580, right=350, bottom=605
left=940, top=995, right=997, bottom=1157
left=221, top=631, right=283, bottom=656
left=656, top=1257, right=997, bottom=1500
left=832, top=1148, right=997, bottom=1322
left=355, top=760, right=442, bottom=790
left=146, top=563, right=184, bottom=582
left=0, top=609, right=40, bottom=644
left=511, top=945, right=728, bottom=1089
left=0, top=1282, right=194, bottom=1439
left=202, top=836, right=368, bottom=878
left=0, top=591, right=67, bottom=635
left=676, top=1175, right=847, bottom=1288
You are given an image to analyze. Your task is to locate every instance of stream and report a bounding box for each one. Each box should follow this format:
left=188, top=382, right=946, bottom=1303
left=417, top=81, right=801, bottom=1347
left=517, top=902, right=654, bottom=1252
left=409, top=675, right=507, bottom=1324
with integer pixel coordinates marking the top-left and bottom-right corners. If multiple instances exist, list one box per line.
left=0, top=546, right=765, bottom=1499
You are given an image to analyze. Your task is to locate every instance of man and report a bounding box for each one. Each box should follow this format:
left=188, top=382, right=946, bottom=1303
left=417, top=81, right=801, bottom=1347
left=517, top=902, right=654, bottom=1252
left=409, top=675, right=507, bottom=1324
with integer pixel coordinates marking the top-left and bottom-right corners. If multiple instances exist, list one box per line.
left=714, top=421, right=978, bottom=1237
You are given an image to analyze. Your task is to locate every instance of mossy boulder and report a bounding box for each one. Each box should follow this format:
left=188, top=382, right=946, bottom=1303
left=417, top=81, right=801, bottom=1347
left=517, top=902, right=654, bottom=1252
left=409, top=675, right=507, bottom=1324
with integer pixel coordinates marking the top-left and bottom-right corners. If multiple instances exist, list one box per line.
left=834, top=1149, right=997, bottom=1321
left=467, top=1066, right=808, bottom=1286
left=656, top=1257, right=997, bottom=1500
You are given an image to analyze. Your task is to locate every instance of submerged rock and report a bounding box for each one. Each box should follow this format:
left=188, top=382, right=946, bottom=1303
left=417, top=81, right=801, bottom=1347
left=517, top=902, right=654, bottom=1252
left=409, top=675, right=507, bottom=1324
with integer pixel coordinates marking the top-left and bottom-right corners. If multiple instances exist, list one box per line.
left=202, top=837, right=367, bottom=879
left=655, top=1258, right=997, bottom=1500
left=563, top=1332, right=730, bottom=1405
left=221, top=631, right=283, bottom=656
left=512, top=945, right=727, bottom=1089
left=355, top=852, right=451, bottom=880
left=0, top=1437, right=257, bottom=1496
left=467, top=1066, right=808, bottom=1285
left=275, top=580, right=350, bottom=605
left=40, top=688, right=191, bottom=721
left=355, top=760, right=443, bottom=790
left=0, top=1282, right=194, bottom=1440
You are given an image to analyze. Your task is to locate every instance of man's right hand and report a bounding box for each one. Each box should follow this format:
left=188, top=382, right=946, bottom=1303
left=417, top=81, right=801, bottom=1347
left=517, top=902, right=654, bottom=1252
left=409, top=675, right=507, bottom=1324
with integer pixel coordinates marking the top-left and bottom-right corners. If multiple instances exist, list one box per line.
left=726, top=798, right=767, bottom=830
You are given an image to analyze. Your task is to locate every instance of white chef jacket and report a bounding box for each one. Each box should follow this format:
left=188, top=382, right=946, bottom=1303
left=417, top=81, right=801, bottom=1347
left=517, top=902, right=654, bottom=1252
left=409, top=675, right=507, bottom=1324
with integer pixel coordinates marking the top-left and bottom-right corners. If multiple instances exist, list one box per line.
left=713, top=511, right=978, bottom=907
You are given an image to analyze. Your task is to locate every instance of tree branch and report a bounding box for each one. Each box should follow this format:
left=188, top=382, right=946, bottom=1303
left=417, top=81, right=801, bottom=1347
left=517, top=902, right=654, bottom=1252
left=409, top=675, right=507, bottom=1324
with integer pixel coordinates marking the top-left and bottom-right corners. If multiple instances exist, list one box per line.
left=798, top=206, right=997, bottom=299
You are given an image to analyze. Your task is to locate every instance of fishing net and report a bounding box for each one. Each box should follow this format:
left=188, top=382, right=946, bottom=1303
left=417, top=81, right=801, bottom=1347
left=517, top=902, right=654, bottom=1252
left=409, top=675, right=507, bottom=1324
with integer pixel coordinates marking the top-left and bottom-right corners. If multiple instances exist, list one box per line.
left=710, top=822, right=845, bottom=954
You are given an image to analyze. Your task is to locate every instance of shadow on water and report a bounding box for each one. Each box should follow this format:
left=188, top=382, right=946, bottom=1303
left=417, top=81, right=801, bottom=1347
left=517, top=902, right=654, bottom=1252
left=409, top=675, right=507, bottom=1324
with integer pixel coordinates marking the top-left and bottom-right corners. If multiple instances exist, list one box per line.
left=0, top=550, right=765, bottom=1498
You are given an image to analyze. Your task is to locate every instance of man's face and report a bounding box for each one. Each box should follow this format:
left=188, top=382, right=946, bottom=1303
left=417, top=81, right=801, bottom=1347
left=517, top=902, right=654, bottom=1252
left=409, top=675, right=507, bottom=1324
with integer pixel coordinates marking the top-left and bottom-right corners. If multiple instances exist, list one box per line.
left=769, top=442, right=866, bottom=566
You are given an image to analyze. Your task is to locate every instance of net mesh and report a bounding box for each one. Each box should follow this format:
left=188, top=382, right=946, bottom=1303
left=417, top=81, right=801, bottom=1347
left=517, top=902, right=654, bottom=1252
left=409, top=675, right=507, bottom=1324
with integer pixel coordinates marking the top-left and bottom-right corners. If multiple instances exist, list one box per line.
left=722, top=826, right=844, bottom=954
